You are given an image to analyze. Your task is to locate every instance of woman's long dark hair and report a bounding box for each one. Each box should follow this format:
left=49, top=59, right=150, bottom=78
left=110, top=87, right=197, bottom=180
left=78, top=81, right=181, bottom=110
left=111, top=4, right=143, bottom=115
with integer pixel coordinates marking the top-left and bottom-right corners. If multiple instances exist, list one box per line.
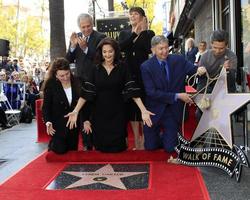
left=95, top=37, right=121, bottom=66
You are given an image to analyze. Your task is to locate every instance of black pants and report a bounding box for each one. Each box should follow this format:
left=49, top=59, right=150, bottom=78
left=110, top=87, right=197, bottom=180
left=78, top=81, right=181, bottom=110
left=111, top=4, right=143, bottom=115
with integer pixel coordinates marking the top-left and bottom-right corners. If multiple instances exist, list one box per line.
left=0, top=107, right=7, bottom=127
left=49, top=131, right=79, bottom=154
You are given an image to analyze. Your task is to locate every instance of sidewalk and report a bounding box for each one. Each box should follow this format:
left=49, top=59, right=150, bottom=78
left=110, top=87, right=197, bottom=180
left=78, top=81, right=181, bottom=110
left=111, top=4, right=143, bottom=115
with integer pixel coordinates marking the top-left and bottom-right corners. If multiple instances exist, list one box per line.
left=0, top=120, right=47, bottom=183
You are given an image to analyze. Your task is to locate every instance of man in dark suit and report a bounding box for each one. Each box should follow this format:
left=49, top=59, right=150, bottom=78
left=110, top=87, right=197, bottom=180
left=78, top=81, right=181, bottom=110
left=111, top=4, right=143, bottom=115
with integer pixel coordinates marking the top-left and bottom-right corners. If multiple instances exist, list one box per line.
left=66, top=13, right=106, bottom=151
left=66, top=13, right=106, bottom=81
left=141, top=35, right=204, bottom=152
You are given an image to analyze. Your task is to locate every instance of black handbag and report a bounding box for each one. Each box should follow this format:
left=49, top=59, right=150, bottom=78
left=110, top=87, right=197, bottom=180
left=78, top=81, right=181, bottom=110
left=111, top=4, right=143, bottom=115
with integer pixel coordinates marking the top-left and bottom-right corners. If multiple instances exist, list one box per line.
left=19, top=104, right=33, bottom=123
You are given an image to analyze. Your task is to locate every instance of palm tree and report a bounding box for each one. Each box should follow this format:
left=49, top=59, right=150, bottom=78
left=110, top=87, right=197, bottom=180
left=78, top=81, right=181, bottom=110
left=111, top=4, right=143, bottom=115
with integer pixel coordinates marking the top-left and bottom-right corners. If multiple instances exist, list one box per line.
left=49, top=0, right=66, bottom=61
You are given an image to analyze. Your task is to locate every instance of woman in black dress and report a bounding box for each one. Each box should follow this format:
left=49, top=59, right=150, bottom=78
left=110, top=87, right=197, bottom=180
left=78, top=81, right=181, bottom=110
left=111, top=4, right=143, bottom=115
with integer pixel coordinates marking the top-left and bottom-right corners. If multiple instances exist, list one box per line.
left=118, top=7, right=155, bottom=149
left=66, top=37, right=153, bottom=153
left=42, top=58, right=80, bottom=154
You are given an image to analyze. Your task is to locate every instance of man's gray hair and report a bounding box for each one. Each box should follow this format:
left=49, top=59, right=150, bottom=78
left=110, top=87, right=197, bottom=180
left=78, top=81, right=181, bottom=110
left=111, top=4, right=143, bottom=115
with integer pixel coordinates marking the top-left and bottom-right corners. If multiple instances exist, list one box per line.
left=151, top=35, right=169, bottom=47
left=77, top=13, right=93, bottom=27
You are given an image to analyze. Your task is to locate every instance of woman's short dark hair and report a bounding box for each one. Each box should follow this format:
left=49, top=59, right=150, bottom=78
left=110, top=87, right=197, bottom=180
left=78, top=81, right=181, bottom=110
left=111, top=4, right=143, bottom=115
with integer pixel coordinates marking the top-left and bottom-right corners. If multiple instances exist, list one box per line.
left=129, top=7, right=146, bottom=17
left=45, top=57, right=72, bottom=85
left=210, top=29, right=229, bottom=45
left=50, top=57, right=70, bottom=77
left=95, top=37, right=121, bottom=65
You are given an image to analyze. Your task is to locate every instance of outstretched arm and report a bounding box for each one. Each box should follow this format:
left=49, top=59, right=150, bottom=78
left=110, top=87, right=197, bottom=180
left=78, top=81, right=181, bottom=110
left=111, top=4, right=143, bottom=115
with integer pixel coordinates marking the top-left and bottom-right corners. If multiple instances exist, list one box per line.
left=133, top=97, right=155, bottom=127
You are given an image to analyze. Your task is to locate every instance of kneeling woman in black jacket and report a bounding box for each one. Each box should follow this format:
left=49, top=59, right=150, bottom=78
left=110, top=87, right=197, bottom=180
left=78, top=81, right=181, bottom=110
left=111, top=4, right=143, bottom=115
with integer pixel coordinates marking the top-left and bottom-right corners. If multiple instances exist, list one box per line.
left=42, top=58, right=80, bottom=154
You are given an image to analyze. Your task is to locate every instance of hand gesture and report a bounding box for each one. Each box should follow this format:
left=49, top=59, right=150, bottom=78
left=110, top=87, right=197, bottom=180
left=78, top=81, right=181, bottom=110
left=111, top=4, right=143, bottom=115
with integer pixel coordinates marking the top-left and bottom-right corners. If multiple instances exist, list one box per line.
left=197, top=66, right=207, bottom=76
left=141, top=110, right=155, bottom=127
left=70, top=32, right=78, bottom=48
left=140, top=17, right=148, bottom=31
left=46, top=122, right=55, bottom=136
left=223, top=59, right=230, bottom=70
left=132, top=19, right=145, bottom=35
left=77, top=36, right=88, bottom=51
left=65, top=111, right=78, bottom=130
left=177, top=93, right=193, bottom=104
left=83, top=120, right=92, bottom=135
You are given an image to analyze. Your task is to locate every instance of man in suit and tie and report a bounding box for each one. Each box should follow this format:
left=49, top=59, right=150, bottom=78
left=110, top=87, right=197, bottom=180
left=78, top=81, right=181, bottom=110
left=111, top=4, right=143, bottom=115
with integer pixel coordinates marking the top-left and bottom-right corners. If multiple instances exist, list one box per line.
left=66, top=13, right=106, bottom=81
left=66, top=13, right=106, bottom=151
left=141, top=35, right=205, bottom=152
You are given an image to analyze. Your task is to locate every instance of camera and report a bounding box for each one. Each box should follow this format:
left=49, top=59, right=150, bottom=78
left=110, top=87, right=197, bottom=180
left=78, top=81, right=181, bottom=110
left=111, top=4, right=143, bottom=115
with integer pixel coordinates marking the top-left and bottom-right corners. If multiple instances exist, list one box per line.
left=77, top=32, right=83, bottom=38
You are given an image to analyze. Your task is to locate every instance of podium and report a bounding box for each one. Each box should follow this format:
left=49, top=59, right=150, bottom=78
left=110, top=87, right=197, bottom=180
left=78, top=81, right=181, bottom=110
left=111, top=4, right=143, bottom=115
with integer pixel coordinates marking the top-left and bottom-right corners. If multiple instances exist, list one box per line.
left=36, top=99, right=51, bottom=143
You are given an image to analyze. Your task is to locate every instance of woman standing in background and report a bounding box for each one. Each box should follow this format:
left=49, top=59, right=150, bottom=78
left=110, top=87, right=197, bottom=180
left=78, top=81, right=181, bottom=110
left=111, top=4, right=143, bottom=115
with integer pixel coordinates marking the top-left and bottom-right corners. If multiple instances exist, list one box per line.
left=118, top=7, right=155, bottom=150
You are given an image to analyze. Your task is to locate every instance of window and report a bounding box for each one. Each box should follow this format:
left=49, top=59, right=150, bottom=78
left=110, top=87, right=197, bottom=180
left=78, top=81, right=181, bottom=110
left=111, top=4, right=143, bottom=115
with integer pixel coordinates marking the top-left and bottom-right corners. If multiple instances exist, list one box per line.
left=241, top=0, right=250, bottom=73
left=221, top=0, right=230, bottom=33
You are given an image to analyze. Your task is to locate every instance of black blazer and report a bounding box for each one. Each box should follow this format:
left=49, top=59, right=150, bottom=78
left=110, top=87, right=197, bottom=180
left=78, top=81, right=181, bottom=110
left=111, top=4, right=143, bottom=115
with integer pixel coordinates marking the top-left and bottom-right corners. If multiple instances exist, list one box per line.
left=66, top=30, right=106, bottom=80
left=118, top=29, right=155, bottom=85
left=42, top=78, right=80, bottom=137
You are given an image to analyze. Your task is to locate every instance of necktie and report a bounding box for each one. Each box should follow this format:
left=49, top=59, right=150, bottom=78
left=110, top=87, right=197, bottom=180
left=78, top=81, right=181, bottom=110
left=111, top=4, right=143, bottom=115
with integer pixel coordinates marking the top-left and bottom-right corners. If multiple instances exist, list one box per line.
left=161, top=61, right=169, bottom=81
left=84, top=36, right=89, bottom=44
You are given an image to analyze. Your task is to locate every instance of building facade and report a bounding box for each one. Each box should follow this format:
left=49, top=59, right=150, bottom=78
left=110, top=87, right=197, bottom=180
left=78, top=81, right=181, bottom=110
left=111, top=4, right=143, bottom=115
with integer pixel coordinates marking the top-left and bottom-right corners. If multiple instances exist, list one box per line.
left=170, top=0, right=250, bottom=86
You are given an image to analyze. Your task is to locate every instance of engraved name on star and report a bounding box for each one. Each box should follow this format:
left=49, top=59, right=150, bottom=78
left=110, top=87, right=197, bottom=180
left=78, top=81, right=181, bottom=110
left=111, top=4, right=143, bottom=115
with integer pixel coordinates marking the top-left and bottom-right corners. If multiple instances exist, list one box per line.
left=63, top=164, right=147, bottom=190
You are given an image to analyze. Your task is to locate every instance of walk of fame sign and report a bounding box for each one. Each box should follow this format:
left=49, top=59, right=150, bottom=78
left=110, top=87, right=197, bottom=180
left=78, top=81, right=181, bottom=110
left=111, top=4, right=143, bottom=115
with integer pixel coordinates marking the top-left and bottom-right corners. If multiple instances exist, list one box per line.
left=96, top=17, right=130, bottom=39
left=176, top=68, right=250, bottom=182
left=46, top=163, right=149, bottom=190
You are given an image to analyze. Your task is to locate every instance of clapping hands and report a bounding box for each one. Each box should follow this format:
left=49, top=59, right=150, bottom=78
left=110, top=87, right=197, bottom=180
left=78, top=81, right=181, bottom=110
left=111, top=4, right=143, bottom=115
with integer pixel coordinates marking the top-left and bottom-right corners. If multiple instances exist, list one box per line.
left=132, top=17, right=148, bottom=35
left=70, top=32, right=87, bottom=50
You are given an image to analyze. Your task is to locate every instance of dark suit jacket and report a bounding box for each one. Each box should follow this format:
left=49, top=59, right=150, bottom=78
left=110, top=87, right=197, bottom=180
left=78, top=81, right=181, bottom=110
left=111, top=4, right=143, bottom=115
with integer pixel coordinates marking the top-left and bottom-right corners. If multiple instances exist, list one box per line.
left=118, top=29, right=155, bottom=86
left=66, top=30, right=106, bottom=80
left=42, top=78, right=80, bottom=137
left=141, top=55, right=197, bottom=124
left=186, top=47, right=198, bottom=64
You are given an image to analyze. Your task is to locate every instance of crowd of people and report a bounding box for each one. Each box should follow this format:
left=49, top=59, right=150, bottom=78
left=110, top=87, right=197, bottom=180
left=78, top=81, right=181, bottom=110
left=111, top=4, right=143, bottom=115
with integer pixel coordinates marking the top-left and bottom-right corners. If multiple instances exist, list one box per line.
left=0, top=57, right=49, bottom=129
left=1, top=6, right=237, bottom=156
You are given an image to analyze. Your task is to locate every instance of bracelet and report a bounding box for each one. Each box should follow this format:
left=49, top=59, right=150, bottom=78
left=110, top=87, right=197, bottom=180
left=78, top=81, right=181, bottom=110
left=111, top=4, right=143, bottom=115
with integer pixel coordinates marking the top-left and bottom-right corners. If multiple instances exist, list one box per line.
left=72, top=110, right=79, bottom=114
left=45, top=122, right=52, bottom=126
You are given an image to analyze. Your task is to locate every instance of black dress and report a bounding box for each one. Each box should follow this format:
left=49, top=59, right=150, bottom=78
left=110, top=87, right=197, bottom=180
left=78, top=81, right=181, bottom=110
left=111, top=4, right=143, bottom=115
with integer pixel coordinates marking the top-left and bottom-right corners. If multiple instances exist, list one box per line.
left=81, top=63, right=141, bottom=152
left=118, top=29, right=155, bottom=121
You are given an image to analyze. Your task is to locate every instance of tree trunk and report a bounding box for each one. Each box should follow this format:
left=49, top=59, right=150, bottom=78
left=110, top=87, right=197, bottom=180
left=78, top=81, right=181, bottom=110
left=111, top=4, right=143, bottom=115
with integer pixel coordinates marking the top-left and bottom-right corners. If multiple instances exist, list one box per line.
left=49, top=0, right=66, bottom=61
left=108, top=0, right=114, bottom=11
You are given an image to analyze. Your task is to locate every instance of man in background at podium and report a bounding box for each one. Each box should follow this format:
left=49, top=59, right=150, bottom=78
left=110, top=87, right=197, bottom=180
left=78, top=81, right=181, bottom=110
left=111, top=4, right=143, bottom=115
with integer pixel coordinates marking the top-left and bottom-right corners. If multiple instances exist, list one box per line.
left=66, top=13, right=106, bottom=151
